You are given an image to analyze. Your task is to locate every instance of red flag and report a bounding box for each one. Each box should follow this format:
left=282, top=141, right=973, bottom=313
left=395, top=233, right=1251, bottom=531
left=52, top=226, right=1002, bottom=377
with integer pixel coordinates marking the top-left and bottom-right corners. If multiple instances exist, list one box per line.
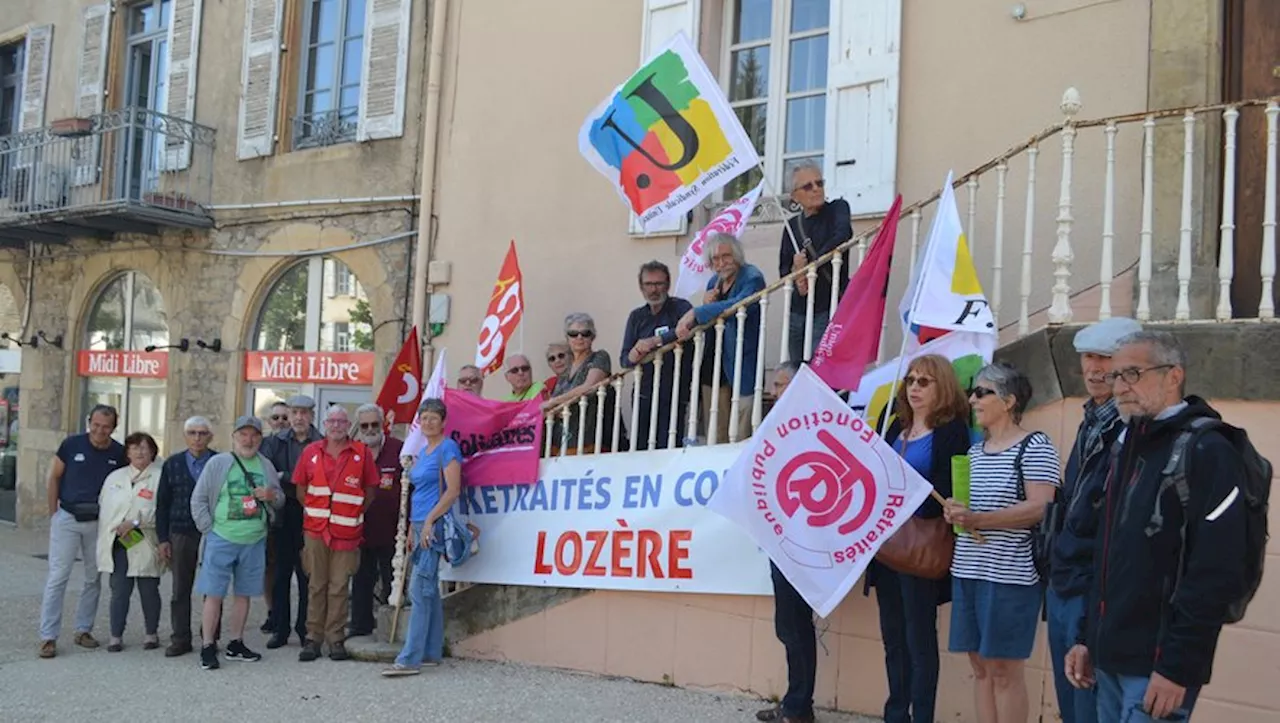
left=375, top=326, right=423, bottom=430
left=809, top=195, right=903, bottom=391
left=475, top=240, right=525, bottom=376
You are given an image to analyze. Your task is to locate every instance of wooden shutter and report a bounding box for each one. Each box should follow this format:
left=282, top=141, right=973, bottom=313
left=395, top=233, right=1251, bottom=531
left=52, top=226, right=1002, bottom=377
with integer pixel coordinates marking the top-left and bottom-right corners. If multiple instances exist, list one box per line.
left=18, top=25, right=52, bottom=132
left=823, top=0, right=901, bottom=216
left=72, top=6, right=111, bottom=186
left=162, top=0, right=204, bottom=171
left=356, top=0, right=411, bottom=141
left=627, top=0, right=700, bottom=238
left=237, top=0, right=283, bottom=160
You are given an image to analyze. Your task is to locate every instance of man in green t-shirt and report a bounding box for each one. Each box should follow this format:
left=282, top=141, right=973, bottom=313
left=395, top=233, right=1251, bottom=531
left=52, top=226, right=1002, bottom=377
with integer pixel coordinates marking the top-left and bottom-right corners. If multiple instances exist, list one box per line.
left=191, top=415, right=284, bottom=671
left=503, top=354, right=545, bottom=401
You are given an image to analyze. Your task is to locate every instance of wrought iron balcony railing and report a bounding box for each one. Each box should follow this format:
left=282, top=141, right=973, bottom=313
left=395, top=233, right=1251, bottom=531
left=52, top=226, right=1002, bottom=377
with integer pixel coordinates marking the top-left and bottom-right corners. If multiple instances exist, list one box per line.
left=292, top=109, right=358, bottom=151
left=0, top=107, right=215, bottom=240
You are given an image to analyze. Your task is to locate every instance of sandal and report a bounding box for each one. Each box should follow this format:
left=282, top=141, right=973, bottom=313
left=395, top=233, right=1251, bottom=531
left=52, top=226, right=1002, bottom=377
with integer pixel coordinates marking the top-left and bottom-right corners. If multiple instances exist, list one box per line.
left=143, top=636, right=160, bottom=650
left=107, top=640, right=124, bottom=653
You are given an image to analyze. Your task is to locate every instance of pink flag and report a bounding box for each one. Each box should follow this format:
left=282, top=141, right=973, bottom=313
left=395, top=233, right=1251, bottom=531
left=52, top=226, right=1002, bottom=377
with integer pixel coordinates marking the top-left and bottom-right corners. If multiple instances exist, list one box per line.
left=809, top=195, right=902, bottom=391
left=443, top=388, right=543, bottom=486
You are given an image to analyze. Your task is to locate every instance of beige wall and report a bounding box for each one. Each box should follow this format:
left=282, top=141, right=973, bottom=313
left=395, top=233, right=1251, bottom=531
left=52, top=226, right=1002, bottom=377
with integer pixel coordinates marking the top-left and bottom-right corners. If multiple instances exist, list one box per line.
left=454, top=398, right=1280, bottom=722
left=428, top=0, right=1152, bottom=386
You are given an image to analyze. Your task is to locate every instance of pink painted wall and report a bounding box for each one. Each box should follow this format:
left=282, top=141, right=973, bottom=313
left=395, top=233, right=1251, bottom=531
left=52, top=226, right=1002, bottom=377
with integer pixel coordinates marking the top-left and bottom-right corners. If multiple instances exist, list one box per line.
left=454, top=400, right=1280, bottom=722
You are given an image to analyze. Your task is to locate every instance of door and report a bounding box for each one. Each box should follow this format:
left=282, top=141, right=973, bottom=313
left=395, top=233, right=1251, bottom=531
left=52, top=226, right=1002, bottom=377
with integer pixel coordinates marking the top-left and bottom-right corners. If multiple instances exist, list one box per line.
left=121, top=0, right=170, bottom=200
left=1227, top=0, right=1280, bottom=317
left=316, top=386, right=370, bottom=426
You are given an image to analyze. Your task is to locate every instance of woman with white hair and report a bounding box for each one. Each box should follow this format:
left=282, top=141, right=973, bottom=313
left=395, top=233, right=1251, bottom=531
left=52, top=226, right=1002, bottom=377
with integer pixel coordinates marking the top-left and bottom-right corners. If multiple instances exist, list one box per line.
left=542, top=312, right=622, bottom=454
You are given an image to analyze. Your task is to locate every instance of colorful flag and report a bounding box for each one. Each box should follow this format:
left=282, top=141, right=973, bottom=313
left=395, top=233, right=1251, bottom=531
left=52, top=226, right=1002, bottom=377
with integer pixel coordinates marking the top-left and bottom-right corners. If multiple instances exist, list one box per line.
left=404, top=348, right=448, bottom=458
left=810, top=196, right=902, bottom=391
left=673, top=182, right=764, bottom=299
left=708, top=365, right=934, bottom=617
left=578, top=31, right=760, bottom=231
left=475, top=241, right=525, bottom=376
left=443, top=389, right=543, bottom=486
left=374, top=326, right=422, bottom=430
left=848, top=331, right=995, bottom=433
left=899, top=172, right=996, bottom=346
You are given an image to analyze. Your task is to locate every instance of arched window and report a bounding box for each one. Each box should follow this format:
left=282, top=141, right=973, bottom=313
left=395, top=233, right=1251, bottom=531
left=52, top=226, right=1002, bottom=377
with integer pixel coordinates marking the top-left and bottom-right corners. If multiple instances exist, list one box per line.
left=82, top=272, right=168, bottom=450
left=249, top=257, right=372, bottom=417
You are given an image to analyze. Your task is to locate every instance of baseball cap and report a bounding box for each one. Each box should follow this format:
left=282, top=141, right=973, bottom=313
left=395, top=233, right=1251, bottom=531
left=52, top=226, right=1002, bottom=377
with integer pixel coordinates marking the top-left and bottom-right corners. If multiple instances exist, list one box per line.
left=1073, top=317, right=1142, bottom=356
left=234, top=415, right=263, bottom=433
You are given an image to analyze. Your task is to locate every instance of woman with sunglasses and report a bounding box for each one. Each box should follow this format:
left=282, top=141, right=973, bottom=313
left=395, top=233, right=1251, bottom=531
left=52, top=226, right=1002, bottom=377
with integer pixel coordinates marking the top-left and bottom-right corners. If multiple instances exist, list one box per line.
left=543, top=342, right=570, bottom=401
left=542, top=313, right=621, bottom=454
left=868, top=354, right=974, bottom=723
left=944, top=362, right=1061, bottom=723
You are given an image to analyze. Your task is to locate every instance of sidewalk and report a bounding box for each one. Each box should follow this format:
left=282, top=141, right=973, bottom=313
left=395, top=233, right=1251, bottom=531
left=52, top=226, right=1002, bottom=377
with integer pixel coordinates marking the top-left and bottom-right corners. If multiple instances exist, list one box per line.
left=0, top=525, right=878, bottom=722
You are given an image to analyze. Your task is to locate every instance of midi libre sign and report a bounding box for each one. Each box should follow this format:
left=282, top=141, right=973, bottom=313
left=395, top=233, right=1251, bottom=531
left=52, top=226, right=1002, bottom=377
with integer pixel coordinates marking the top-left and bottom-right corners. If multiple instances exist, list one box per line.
left=244, top=352, right=375, bottom=386
left=76, top=350, right=169, bottom=378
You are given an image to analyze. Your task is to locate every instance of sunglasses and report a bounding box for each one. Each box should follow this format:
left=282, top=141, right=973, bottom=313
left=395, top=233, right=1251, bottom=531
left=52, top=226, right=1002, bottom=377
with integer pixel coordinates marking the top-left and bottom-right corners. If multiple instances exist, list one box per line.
left=797, top=179, right=825, bottom=193
left=506, top=365, right=531, bottom=374
left=903, top=375, right=934, bottom=388
left=566, top=330, right=594, bottom=339
left=459, top=377, right=482, bottom=385
left=547, top=352, right=567, bottom=363
left=269, top=414, right=287, bottom=421
left=357, top=422, right=382, bottom=431
left=969, top=386, right=998, bottom=399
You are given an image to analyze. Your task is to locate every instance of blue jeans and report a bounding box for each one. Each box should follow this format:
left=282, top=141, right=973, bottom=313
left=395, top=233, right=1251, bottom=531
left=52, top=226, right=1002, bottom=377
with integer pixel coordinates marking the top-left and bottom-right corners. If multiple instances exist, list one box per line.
left=1047, top=588, right=1098, bottom=723
left=1096, top=669, right=1200, bottom=722
left=771, top=562, right=816, bottom=719
left=874, top=565, right=941, bottom=723
left=396, top=527, right=444, bottom=668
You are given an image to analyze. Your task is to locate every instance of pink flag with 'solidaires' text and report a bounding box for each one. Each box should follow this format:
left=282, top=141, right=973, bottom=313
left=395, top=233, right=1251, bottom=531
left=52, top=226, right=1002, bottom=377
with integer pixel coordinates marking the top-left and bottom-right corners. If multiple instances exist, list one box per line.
left=808, top=195, right=902, bottom=392
left=443, top=388, right=542, bottom=486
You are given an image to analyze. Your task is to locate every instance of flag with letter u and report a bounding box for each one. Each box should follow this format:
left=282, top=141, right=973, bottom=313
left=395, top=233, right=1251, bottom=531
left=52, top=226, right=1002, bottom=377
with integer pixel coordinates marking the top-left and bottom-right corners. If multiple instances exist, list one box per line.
left=708, top=365, right=934, bottom=617
left=900, top=172, right=996, bottom=345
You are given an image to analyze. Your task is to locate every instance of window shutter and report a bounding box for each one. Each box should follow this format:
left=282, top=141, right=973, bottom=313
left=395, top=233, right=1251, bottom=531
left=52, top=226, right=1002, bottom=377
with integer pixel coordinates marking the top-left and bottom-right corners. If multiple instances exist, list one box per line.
left=627, top=0, right=700, bottom=238
left=72, top=6, right=111, bottom=186
left=237, top=0, right=283, bottom=160
left=824, top=0, right=901, bottom=217
left=356, top=0, right=411, bottom=142
left=323, top=259, right=336, bottom=298
left=161, top=0, right=204, bottom=171
left=18, top=25, right=52, bottom=132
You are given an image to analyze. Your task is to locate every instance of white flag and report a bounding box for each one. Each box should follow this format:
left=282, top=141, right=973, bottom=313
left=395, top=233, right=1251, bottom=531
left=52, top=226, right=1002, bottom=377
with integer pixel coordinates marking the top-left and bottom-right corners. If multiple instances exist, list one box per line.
left=848, top=331, right=995, bottom=431
left=403, top=349, right=448, bottom=457
left=900, top=172, right=996, bottom=340
left=673, top=182, right=764, bottom=299
left=708, top=365, right=934, bottom=617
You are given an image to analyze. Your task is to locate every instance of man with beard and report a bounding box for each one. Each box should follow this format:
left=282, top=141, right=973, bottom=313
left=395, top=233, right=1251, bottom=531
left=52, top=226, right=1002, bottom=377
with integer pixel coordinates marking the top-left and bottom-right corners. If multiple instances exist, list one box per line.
left=620, top=260, right=692, bottom=450
left=348, top=403, right=404, bottom=637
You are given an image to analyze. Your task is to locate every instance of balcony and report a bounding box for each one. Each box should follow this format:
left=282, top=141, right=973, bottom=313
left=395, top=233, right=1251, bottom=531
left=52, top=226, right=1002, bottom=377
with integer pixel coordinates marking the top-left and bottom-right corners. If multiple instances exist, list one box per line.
left=0, top=107, right=215, bottom=245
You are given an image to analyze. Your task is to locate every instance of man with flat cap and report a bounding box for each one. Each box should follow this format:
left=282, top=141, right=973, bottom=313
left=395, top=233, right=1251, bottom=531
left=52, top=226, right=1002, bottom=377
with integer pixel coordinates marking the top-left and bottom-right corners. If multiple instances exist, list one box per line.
left=260, top=394, right=322, bottom=649
left=1046, top=316, right=1142, bottom=723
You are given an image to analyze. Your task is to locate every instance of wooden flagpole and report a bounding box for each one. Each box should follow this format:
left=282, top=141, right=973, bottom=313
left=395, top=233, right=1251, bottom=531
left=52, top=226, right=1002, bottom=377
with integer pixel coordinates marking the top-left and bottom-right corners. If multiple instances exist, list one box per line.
left=388, top=466, right=413, bottom=642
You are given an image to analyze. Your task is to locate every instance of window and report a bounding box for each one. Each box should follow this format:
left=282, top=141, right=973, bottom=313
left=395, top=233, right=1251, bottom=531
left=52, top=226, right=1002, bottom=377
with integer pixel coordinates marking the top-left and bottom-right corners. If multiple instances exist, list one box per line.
left=254, top=256, right=371, bottom=352
left=122, top=0, right=172, bottom=198
left=82, top=272, right=169, bottom=451
left=334, top=322, right=351, bottom=352
left=723, top=0, right=829, bottom=199
left=294, top=0, right=366, bottom=149
left=0, top=42, right=22, bottom=138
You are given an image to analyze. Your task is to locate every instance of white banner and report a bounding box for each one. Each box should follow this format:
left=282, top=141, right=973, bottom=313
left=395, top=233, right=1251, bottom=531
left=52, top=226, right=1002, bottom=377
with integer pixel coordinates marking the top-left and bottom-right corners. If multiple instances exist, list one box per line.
left=673, top=182, right=764, bottom=299
left=848, top=331, right=995, bottom=431
left=440, top=444, right=772, bottom=595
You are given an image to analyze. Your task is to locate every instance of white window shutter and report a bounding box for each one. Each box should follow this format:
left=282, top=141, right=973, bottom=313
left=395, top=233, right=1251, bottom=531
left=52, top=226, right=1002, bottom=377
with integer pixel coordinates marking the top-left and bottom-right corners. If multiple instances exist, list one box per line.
left=237, top=0, right=282, bottom=160
left=323, top=259, right=336, bottom=298
left=72, top=6, right=111, bottom=186
left=627, top=0, right=700, bottom=238
left=824, top=0, right=901, bottom=217
left=161, top=0, right=204, bottom=171
left=357, top=0, right=411, bottom=142
left=18, top=25, right=52, bottom=132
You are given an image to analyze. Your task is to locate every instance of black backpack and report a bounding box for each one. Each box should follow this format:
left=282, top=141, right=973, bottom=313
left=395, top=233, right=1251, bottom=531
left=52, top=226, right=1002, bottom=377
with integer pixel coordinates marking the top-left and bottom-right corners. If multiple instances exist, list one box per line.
left=1145, top=417, right=1271, bottom=624
left=1014, top=433, right=1056, bottom=581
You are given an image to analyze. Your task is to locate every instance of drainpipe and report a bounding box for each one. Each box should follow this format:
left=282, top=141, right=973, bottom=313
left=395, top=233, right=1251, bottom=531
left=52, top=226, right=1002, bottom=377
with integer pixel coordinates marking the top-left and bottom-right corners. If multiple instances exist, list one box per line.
left=412, top=0, right=450, bottom=368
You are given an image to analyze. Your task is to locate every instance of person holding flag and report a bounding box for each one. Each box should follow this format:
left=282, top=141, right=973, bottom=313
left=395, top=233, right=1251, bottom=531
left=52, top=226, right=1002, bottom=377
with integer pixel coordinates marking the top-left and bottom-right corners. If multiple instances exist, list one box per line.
left=780, top=162, right=853, bottom=363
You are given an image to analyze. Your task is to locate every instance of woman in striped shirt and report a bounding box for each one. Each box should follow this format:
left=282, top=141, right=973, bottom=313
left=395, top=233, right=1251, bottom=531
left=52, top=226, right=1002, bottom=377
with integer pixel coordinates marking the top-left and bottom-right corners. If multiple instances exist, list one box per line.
left=944, top=362, right=1061, bottom=723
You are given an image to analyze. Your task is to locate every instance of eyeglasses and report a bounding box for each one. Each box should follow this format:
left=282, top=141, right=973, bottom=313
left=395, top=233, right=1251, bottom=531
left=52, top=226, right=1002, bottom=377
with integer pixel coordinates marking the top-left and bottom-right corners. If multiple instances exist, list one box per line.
left=1103, top=365, right=1173, bottom=386
left=547, top=352, right=567, bottom=363
left=506, top=365, right=531, bottom=374
left=459, top=377, right=483, bottom=385
left=357, top=422, right=382, bottom=431
left=185, top=430, right=211, bottom=437
left=797, top=179, right=825, bottom=193
left=325, top=418, right=351, bottom=426
left=969, top=386, right=998, bottom=399
left=566, top=330, right=594, bottom=339
left=640, top=280, right=668, bottom=288
left=904, top=375, right=934, bottom=388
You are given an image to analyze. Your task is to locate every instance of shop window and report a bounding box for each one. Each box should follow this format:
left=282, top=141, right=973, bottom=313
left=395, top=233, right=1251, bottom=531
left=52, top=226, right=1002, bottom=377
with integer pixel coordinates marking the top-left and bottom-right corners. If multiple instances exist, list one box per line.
left=81, top=271, right=168, bottom=451
left=254, top=256, right=371, bottom=353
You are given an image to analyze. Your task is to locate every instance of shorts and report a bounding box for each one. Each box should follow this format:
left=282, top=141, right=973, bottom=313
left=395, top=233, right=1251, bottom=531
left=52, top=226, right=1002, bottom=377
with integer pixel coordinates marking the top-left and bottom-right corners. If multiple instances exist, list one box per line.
left=196, top=533, right=267, bottom=599
left=948, top=576, right=1042, bottom=660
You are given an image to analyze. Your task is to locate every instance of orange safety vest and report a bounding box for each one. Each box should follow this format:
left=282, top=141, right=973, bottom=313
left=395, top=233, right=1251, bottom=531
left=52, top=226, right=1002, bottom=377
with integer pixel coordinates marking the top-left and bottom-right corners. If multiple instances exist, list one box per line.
left=302, top=441, right=370, bottom=542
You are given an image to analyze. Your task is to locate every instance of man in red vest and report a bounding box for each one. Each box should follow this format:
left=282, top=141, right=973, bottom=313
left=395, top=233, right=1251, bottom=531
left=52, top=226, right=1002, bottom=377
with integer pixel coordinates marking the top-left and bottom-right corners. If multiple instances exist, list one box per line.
left=293, top=405, right=379, bottom=662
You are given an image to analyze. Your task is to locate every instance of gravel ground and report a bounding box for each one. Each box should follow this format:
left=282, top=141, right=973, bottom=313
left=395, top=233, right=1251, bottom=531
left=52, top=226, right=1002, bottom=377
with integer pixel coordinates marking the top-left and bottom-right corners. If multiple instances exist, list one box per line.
left=0, top=525, right=877, bottom=723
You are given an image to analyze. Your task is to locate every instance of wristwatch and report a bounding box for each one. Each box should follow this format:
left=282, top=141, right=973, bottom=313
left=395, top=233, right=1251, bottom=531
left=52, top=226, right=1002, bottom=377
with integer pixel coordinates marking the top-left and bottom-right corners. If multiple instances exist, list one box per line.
left=131, top=519, right=140, bottom=528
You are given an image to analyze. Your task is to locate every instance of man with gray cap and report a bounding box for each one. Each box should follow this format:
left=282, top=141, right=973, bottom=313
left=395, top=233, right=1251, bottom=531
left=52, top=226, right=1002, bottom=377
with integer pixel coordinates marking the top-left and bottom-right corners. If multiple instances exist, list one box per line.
left=1046, top=316, right=1141, bottom=723
left=260, top=394, right=322, bottom=649
left=191, top=415, right=284, bottom=670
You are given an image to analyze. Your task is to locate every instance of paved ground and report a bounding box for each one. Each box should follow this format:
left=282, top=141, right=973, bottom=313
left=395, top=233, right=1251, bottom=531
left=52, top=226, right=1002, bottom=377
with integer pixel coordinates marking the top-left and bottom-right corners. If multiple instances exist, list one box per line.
left=0, top=525, right=876, bottom=723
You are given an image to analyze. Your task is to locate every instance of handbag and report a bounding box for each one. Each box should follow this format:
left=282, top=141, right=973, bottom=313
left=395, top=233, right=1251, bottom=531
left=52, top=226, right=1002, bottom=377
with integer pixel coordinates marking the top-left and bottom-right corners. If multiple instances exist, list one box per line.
left=437, top=459, right=479, bottom=566
left=874, top=514, right=954, bottom=580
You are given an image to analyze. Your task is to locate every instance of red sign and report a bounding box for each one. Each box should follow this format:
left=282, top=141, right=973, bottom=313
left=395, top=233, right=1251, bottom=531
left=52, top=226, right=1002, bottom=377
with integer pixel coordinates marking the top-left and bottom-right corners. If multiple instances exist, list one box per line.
left=77, top=350, right=169, bottom=378
left=244, top=351, right=375, bottom=386
left=474, top=240, right=524, bottom=376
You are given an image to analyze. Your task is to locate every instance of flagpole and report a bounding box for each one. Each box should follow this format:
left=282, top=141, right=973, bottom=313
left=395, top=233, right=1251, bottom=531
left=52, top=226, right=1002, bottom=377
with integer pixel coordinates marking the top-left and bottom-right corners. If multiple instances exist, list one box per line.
left=758, top=164, right=802, bottom=254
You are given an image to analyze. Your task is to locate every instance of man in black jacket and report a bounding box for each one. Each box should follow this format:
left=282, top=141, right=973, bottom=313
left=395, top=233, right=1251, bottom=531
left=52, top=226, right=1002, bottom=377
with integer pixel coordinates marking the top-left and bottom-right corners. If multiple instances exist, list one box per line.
left=1047, top=317, right=1139, bottom=723
left=778, top=162, right=852, bottom=363
left=1066, top=331, right=1248, bottom=722
left=156, top=415, right=218, bottom=657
